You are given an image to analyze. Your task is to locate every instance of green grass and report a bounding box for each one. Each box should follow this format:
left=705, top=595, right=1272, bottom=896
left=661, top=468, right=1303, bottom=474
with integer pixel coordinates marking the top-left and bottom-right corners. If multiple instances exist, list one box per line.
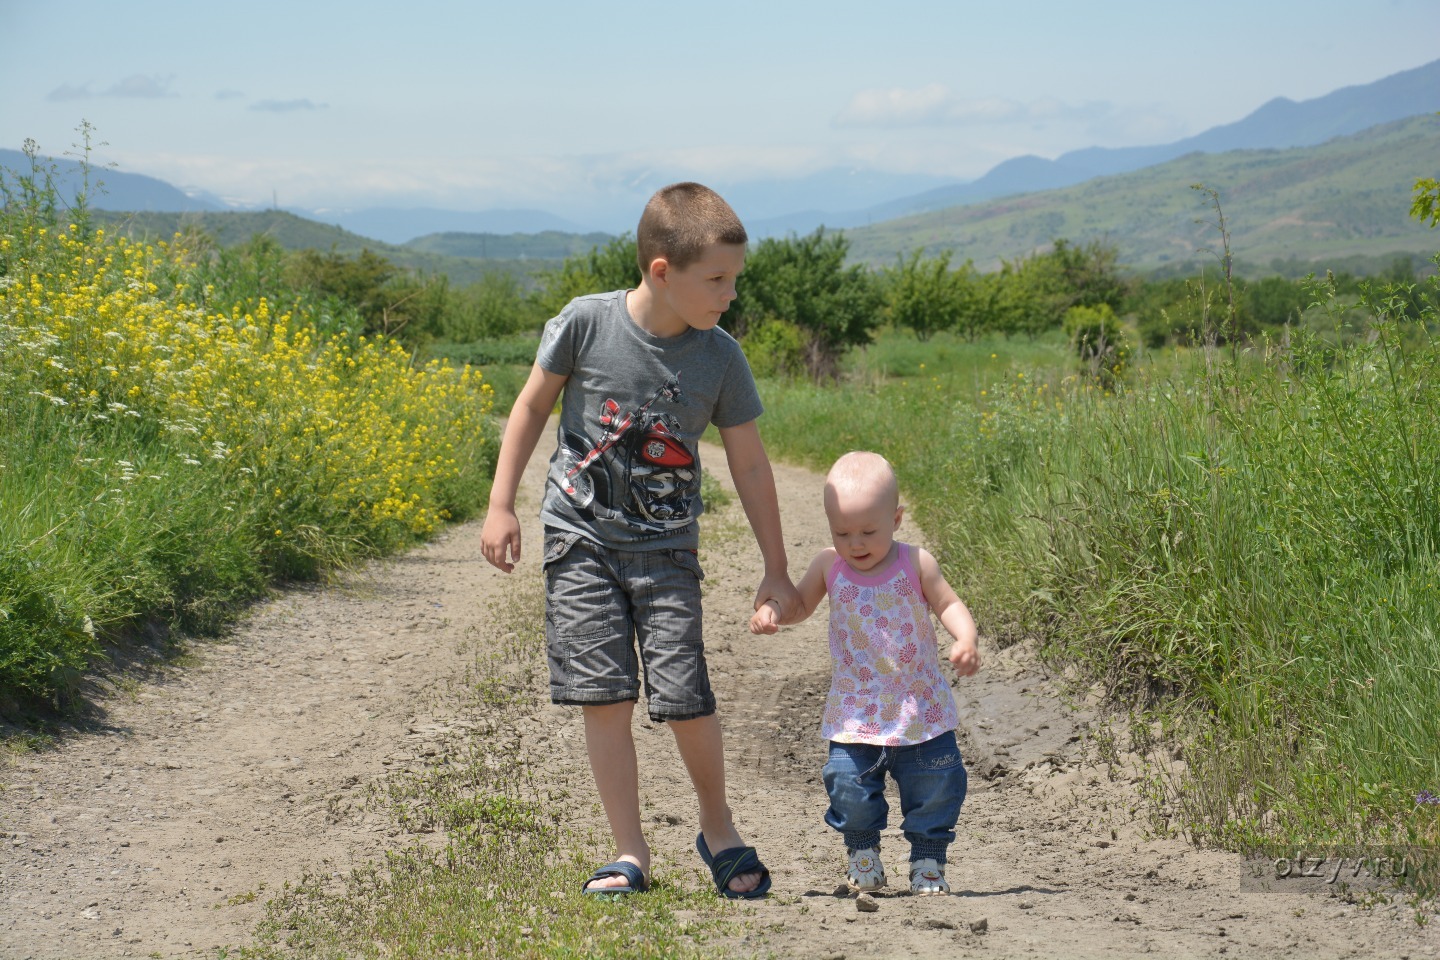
left=756, top=299, right=1440, bottom=887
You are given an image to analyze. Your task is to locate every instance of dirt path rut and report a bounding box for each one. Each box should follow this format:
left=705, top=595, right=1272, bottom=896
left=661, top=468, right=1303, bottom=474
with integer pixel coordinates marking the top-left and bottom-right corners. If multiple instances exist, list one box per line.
left=2, top=440, right=1435, bottom=959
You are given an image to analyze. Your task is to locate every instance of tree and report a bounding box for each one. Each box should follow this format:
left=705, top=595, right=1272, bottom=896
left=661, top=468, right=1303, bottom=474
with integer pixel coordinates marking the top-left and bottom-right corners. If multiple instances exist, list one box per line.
left=1411, top=177, right=1440, bottom=229
left=533, top=234, right=641, bottom=318
left=288, top=248, right=450, bottom=347
left=1242, top=275, right=1309, bottom=330
left=444, top=271, right=545, bottom=341
left=727, top=229, right=882, bottom=380
left=884, top=248, right=981, bottom=341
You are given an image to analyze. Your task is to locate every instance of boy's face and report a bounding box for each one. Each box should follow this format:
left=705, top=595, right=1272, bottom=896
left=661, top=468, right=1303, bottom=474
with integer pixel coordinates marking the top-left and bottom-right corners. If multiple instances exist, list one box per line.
left=825, top=488, right=903, bottom=573
left=657, top=242, right=745, bottom=332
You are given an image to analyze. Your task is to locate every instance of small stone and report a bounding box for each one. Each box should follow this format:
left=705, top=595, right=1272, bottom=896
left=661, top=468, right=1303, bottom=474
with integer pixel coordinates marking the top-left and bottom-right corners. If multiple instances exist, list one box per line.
left=969, top=917, right=988, bottom=934
left=856, top=893, right=879, bottom=913
left=1018, top=900, right=1034, bottom=909
left=832, top=883, right=851, bottom=897
left=923, top=918, right=956, bottom=930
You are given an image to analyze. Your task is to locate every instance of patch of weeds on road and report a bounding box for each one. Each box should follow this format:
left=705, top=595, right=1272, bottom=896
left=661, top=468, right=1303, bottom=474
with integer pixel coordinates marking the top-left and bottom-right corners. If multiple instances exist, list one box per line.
left=1, top=727, right=56, bottom=756
left=234, top=558, right=738, bottom=958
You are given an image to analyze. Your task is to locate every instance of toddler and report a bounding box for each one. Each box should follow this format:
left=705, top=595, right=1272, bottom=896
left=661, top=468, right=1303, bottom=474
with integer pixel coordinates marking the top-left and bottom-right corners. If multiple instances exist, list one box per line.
left=751, top=451, right=980, bottom=894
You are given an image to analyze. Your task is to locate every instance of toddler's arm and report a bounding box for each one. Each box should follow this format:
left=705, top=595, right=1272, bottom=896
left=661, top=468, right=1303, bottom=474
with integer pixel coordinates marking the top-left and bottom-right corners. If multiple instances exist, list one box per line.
left=750, top=549, right=831, bottom=633
left=915, top=546, right=981, bottom=676
left=480, top=363, right=568, bottom=573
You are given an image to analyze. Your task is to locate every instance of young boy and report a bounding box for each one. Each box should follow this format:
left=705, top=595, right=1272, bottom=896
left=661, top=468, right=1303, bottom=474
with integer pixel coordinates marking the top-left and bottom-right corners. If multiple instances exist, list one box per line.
left=481, top=182, right=799, bottom=898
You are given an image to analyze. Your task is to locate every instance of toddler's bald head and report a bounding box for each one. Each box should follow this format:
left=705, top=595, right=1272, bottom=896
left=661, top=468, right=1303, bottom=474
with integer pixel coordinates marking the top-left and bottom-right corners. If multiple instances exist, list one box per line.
left=825, top=451, right=899, bottom=515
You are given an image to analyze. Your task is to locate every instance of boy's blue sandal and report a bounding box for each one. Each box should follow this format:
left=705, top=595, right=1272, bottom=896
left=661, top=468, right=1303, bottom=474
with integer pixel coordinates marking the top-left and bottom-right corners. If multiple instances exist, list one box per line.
left=695, top=833, right=772, bottom=899
left=582, top=860, right=648, bottom=896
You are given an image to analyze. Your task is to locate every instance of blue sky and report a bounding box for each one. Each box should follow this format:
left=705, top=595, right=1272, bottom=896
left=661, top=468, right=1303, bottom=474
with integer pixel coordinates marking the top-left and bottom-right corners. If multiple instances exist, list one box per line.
left=2, top=0, right=1436, bottom=228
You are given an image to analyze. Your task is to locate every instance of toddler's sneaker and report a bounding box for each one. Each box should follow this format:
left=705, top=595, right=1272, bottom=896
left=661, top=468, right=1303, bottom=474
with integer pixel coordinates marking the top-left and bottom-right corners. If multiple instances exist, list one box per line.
left=910, top=858, right=950, bottom=895
left=846, top=846, right=886, bottom=890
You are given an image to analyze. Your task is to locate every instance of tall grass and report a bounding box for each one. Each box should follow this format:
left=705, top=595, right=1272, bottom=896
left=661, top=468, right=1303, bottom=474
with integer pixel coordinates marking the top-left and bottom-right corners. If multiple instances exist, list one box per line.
left=758, top=283, right=1440, bottom=876
left=1, top=195, right=497, bottom=712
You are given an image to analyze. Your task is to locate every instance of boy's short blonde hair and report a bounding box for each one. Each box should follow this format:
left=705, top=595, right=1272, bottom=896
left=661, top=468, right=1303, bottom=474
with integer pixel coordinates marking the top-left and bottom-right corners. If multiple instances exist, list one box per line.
left=636, top=182, right=748, bottom=275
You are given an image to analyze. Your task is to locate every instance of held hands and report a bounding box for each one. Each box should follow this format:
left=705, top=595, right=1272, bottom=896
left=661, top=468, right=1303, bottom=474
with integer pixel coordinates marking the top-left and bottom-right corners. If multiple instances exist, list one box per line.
left=948, top=638, right=981, bottom=677
left=480, top=507, right=522, bottom=573
left=749, top=599, right=782, bottom=634
left=750, top=572, right=800, bottom=634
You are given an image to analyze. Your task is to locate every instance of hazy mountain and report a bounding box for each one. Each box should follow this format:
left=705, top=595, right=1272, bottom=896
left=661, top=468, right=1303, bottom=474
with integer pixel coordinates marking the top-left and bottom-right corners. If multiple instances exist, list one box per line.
left=842, top=114, right=1440, bottom=274
left=329, top=169, right=957, bottom=243
left=402, top=230, right=616, bottom=259
left=9, top=58, right=1435, bottom=252
left=0, top=147, right=224, bottom=213
left=835, top=57, right=1440, bottom=230
left=318, top=207, right=591, bottom=244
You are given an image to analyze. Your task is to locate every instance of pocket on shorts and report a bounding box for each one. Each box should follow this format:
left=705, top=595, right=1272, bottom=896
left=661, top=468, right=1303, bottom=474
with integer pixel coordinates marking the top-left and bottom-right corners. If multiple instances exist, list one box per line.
left=669, top=549, right=705, bottom=581
left=542, top=531, right=583, bottom=571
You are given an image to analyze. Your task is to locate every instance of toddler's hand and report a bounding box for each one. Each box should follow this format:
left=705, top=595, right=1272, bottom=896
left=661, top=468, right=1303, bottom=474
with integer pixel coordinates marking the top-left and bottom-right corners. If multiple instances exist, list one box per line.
left=753, top=572, right=800, bottom=624
left=949, top=639, right=980, bottom=677
left=749, top=600, right=781, bottom=634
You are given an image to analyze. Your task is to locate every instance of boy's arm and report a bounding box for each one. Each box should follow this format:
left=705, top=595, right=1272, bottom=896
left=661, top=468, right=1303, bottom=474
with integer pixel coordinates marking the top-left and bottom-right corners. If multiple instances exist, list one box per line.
left=480, top=363, right=568, bottom=573
left=915, top=546, right=981, bottom=676
left=717, top=419, right=801, bottom=617
left=750, top=549, right=832, bottom=633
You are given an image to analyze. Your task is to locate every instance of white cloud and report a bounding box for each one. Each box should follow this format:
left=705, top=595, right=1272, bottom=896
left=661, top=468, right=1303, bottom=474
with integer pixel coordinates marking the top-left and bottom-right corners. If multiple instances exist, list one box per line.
left=46, top=82, right=95, bottom=102
left=834, top=85, right=1114, bottom=129
left=45, top=75, right=177, bottom=101
left=106, top=75, right=177, bottom=98
left=249, top=98, right=328, bottom=113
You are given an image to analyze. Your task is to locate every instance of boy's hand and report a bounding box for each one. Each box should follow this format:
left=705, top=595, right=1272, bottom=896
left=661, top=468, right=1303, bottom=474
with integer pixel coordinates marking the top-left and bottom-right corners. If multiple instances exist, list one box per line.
left=948, top=639, right=980, bottom=677
left=749, top=600, right=782, bottom=635
left=480, top=507, right=522, bottom=573
left=753, top=572, right=800, bottom=626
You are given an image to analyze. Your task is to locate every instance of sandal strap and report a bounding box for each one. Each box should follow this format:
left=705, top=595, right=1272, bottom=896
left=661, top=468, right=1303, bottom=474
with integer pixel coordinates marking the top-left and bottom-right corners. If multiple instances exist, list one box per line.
left=583, top=860, right=647, bottom=893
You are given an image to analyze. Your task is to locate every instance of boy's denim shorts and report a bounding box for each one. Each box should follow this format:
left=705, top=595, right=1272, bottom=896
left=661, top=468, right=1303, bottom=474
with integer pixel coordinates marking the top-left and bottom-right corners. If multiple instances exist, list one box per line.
left=542, top=529, right=716, bottom=723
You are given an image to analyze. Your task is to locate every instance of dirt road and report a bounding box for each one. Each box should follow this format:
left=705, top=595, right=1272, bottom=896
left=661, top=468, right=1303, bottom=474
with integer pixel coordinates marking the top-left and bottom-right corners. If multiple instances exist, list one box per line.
left=2, top=439, right=1435, bottom=959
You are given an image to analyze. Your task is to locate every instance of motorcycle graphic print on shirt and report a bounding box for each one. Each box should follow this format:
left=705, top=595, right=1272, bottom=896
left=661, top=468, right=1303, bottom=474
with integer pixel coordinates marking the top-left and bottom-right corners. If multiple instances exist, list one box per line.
left=556, top=376, right=698, bottom=532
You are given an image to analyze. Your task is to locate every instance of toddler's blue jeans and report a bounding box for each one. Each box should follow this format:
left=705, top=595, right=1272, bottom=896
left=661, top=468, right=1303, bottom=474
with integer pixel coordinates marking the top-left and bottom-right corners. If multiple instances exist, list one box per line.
left=822, top=730, right=967, bottom=863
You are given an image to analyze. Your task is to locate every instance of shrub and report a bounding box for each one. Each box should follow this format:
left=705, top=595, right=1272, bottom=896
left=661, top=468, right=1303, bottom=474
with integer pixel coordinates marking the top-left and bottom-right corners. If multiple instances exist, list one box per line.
left=0, top=168, right=497, bottom=710
left=740, top=317, right=807, bottom=379
left=1063, top=303, right=1129, bottom=385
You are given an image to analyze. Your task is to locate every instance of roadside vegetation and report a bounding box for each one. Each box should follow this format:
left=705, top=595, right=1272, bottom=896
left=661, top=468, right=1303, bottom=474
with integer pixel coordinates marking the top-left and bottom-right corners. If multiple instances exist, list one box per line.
left=0, top=137, right=497, bottom=714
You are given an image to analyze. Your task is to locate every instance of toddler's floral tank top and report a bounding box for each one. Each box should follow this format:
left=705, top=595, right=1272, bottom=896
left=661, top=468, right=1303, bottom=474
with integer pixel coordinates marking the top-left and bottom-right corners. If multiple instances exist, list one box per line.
left=821, top=542, right=959, bottom=746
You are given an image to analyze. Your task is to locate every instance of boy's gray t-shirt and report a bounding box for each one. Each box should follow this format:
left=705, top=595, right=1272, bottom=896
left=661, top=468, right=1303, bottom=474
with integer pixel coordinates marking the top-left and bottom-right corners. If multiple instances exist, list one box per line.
left=535, top=290, right=763, bottom=551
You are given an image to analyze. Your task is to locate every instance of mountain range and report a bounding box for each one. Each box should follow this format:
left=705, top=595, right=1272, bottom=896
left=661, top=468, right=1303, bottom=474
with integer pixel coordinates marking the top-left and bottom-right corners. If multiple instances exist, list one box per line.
left=6, top=58, right=1437, bottom=246
left=836, top=57, right=1440, bottom=232
left=844, top=113, right=1438, bottom=273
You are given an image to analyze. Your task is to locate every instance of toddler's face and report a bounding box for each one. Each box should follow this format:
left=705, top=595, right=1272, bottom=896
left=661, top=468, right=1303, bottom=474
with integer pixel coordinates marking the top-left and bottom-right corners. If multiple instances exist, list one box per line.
left=826, top=490, right=903, bottom=572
